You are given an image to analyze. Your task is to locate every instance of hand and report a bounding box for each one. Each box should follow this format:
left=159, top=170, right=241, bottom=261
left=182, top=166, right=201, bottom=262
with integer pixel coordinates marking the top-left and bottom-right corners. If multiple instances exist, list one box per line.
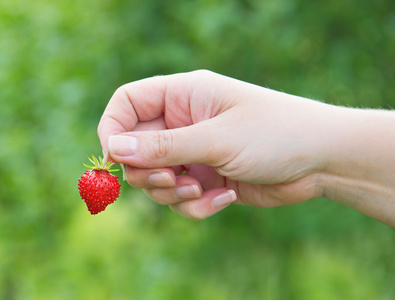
left=97, top=70, right=334, bottom=220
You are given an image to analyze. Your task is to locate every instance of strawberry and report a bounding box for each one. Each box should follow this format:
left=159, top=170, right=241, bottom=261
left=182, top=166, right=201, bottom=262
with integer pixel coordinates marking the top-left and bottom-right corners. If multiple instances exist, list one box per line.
left=78, top=155, right=121, bottom=215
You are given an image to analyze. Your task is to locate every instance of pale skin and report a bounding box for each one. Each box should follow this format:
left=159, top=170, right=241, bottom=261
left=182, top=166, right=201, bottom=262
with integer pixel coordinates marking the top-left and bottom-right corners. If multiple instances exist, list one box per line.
left=98, top=70, right=395, bottom=227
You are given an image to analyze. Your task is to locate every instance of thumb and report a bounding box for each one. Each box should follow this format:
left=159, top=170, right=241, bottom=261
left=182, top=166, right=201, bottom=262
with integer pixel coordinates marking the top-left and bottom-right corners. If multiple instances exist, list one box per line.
left=107, top=119, right=227, bottom=168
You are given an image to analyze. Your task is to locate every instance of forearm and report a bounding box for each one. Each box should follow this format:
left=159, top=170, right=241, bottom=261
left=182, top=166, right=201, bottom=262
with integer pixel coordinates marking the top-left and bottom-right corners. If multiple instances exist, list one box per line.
left=320, top=107, right=395, bottom=227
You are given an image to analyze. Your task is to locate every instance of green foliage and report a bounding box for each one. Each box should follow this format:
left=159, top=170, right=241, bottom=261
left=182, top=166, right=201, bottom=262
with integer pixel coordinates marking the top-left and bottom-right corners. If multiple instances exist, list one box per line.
left=1, top=0, right=394, bottom=299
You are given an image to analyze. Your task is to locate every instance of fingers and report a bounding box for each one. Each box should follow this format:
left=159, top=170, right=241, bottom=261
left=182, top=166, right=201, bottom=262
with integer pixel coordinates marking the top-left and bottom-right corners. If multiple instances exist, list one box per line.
left=126, top=164, right=237, bottom=220
left=97, top=75, right=169, bottom=151
left=144, top=185, right=238, bottom=220
left=126, top=165, right=204, bottom=205
left=98, top=70, right=243, bottom=161
left=97, top=70, right=204, bottom=152
left=125, top=164, right=186, bottom=188
left=126, top=167, right=176, bottom=189
left=107, top=112, right=236, bottom=169
left=169, top=189, right=237, bottom=220
left=143, top=175, right=203, bottom=205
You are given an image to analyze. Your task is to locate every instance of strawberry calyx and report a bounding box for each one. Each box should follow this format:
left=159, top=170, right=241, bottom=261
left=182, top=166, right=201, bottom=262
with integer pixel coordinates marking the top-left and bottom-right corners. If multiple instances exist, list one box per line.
left=83, top=155, right=119, bottom=173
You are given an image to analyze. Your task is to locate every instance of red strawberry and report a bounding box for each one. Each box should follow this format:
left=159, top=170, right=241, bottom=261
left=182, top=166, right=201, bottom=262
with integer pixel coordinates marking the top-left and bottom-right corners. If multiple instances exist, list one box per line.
left=78, top=155, right=121, bottom=215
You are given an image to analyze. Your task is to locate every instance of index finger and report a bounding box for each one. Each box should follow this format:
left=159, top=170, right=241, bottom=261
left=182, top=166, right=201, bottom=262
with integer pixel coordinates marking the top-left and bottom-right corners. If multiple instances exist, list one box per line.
left=97, top=75, right=169, bottom=151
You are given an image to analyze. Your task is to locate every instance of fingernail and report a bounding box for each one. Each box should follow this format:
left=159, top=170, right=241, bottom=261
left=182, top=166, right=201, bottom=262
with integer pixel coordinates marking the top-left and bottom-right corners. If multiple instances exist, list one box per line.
left=212, top=190, right=237, bottom=207
left=175, top=185, right=201, bottom=200
left=147, top=172, right=175, bottom=187
left=108, top=135, right=138, bottom=156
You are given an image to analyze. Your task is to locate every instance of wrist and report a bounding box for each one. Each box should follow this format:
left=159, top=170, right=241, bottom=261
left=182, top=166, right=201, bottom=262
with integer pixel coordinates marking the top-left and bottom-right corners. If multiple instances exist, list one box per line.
left=318, top=107, right=395, bottom=226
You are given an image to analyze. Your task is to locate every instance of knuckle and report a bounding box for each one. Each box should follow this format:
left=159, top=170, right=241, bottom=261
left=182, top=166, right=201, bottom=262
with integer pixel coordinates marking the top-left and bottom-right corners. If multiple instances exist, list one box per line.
left=111, top=85, right=128, bottom=102
left=150, top=131, right=174, bottom=161
left=115, top=84, right=129, bottom=97
left=191, top=69, right=212, bottom=77
left=113, top=84, right=135, bottom=106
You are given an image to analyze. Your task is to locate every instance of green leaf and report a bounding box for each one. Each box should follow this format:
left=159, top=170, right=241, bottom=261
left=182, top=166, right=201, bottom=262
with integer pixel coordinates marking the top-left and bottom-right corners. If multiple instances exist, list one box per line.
left=106, top=161, right=115, bottom=169
left=92, top=155, right=99, bottom=167
left=88, top=157, right=95, bottom=166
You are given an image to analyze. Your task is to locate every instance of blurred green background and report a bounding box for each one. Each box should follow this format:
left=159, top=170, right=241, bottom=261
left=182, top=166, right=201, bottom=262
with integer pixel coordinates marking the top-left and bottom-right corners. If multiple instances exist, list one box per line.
left=1, top=0, right=394, bottom=299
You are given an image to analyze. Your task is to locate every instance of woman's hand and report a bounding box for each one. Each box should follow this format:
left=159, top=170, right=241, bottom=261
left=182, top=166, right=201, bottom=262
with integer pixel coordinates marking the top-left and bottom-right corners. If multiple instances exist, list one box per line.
left=98, top=70, right=395, bottom=227
left=97, top=70, right=333, bottom=219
